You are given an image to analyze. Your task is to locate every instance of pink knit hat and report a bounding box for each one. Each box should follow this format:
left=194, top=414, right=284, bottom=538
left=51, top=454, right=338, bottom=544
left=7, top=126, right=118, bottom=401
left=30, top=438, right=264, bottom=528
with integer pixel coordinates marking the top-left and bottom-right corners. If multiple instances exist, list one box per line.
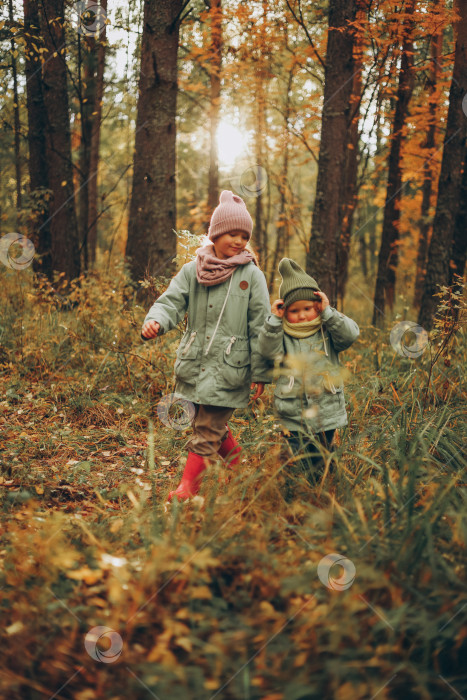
left=208, top=190, right=253, bottom=241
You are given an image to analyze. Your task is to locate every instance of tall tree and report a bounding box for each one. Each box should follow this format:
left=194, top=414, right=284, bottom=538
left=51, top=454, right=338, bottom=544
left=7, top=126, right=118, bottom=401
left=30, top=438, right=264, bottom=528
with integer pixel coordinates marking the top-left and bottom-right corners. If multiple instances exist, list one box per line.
left=449, top=143, right=467, bottom=293
left=336, top=0, right=367, bottom=306
left=251, top=0, right=271, bottom=269
left=373, top=0, right=416, bottom=327
left=269, top=67, right=294, bottom=292
left=126, top=0, right=183, bottom=289
left=418, top=0, right=467, bottom=330
left=206, top=0, right=222, bottom=217
left=9, top=0, right=22, bottom=215
left=23, top=0, right=52, bottom=279
left=77, top=0, right=108, bottom=268
left=306, top=0, right=357, bottom=307
left=39, top=0, right=81, bottom=282
left=414, top=4, right=442, bottom=308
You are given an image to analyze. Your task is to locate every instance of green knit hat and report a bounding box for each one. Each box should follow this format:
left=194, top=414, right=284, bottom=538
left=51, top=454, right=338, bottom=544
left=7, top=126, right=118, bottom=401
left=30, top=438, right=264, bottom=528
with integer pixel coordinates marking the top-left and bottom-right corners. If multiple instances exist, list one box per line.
left=278, top=258, right=321, bottom=307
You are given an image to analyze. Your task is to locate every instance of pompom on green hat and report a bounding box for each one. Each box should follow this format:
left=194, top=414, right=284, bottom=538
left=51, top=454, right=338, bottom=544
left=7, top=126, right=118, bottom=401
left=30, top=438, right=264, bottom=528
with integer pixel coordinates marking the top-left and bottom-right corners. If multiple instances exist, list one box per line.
left=278, top=258, right=321, bottom=307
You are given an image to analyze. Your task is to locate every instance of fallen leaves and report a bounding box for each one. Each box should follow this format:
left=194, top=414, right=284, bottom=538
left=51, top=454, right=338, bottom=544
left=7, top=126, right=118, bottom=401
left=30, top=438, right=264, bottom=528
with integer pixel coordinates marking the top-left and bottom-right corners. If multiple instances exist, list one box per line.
left=67, top=567, right=103, bottom=585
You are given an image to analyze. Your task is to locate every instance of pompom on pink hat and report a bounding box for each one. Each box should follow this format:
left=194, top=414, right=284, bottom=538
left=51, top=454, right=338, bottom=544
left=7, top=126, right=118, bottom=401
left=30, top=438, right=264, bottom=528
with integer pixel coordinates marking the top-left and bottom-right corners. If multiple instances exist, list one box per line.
left=208, top=190, right=253, bottom=242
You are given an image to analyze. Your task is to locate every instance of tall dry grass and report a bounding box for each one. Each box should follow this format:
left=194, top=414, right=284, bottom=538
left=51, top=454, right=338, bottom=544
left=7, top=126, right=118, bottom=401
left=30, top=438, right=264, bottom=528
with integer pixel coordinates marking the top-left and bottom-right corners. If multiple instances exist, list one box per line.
left=0, top=261, right=466, bottom=699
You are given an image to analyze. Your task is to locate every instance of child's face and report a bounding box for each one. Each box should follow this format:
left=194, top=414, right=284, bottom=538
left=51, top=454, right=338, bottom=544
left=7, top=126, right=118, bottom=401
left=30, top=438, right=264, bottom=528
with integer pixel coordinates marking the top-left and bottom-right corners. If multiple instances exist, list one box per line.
left=286, top=299, right=319, bottom=323
left=214, top=230, right=249, bottom=260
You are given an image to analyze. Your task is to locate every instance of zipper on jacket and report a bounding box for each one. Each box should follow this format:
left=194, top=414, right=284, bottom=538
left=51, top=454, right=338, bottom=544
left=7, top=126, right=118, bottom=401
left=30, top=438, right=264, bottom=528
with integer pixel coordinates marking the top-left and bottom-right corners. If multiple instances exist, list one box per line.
left=225, top=336, right=237, bottom=355
left=182, top=331, right=197, bottom=355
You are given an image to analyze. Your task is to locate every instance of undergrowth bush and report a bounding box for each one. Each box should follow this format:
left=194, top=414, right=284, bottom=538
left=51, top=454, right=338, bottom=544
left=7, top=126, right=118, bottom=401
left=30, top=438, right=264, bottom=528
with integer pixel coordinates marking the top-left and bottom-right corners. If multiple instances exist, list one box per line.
left=0, top=264, right=466, bottom=699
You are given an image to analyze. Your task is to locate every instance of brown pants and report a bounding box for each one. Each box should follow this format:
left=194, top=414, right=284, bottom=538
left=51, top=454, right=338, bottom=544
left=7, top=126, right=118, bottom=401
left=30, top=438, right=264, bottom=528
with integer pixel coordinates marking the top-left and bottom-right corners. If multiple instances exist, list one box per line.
left=185, top=404, right=235, bottom=457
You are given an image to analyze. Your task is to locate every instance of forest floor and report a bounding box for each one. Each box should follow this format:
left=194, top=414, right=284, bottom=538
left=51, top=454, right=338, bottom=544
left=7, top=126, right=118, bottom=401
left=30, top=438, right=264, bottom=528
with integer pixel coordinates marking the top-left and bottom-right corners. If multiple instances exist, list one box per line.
left=0, top=265, right=466, bottom=700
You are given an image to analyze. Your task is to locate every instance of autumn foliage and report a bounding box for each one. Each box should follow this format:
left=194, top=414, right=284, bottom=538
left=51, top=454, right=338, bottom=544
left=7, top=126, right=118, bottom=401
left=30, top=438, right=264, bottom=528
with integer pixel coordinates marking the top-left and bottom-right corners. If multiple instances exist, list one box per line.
left=1, top=263, right=466, bottom=698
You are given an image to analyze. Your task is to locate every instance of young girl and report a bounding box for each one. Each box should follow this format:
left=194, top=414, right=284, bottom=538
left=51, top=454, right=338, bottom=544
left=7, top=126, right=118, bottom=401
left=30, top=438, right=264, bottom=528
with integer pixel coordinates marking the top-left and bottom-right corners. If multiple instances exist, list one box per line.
left=141, top=190, right=271, bottom=501
left=258, top=258, right=359, bottom=489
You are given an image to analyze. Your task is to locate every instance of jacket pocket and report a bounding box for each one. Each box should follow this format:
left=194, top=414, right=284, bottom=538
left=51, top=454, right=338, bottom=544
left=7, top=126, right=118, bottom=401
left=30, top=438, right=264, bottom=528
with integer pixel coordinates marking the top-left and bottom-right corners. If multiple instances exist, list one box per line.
left=315, top=333, right=346, bottom=392
left=321, top=369, right=344, bottom=394
left=318, top=385, right=346, bottom=422
left=273, top=375, right=302, bottom=418
left=274, top=393, right=302, bottom=419
left=274, top=374, right=299, bottom=398
left=174, top=342, right=201, bottom=385
left=221, top=347, right=251, bottom=390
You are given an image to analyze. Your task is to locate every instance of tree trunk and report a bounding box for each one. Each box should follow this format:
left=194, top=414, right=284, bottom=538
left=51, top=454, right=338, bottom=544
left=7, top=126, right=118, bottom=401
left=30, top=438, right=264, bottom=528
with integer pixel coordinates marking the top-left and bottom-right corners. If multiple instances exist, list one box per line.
left=23, top=0, right=52, bottom=279
left=359, top=232, right=368, bottom=280
left=254, top=81, right=267, bottom=268
left=449, top=142, right=467, bottom=292
left=39, top=0, right=81, bottom=283
left=126, top=0, right=182, bottom=289
left=248, top=0, right=271, bottom=271
left=78, top=33, right=91, bottom=272
left=207, top=0, right=222, bottom=219
left=373, top=0, right=416, bottom=327
left=368, top=89, right=384, bottom=278
left=414, top=8, right=442, bottom=308
left=337, top=0, right=366, bottom=307
left=356, top=204, right=369, bottom=280
left=9, top=0, right=22, bottom=215
left=269, top=154, right=289, bottom=293
left=269, top=70, right=293, bottom=292
left=307, top=0, right=357, bottom=307
left=418, top=0, right=467, bottom=330
left=77, top=1, right=107, bottom=270
left=88, top=0, right=107, bottom=267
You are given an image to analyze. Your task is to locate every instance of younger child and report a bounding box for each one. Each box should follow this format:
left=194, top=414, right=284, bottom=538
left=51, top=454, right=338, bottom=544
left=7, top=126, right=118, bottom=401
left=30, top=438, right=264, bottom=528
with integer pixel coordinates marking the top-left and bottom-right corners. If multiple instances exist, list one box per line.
left=141, top=191, right=271, bottom=501
left=258, top=258, right=359, bottom=489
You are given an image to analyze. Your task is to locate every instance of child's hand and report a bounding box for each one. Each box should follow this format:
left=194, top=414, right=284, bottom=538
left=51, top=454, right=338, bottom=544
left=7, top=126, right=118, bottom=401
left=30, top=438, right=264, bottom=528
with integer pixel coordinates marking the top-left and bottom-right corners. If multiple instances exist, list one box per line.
left=271, top=299, right=285, bottom=318
left=250, top=382, right=265, bottom=400
left=314, top=291, right=330, bottom=313
left=141, top=321, right=160, bottom=339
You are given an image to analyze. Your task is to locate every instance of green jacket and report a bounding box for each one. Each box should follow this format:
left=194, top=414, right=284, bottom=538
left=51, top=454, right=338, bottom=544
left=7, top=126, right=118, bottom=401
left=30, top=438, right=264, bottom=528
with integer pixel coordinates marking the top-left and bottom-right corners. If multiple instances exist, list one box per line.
left=143, top=261, right=271, bottom=408
left=258, top=307, right=359, bottom=433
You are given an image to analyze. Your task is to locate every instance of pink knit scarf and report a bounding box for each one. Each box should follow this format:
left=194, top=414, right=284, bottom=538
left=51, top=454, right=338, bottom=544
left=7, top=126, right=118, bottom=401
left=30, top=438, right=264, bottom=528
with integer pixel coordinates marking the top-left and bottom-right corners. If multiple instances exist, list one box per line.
left=196, top=243, right=255, bottom=286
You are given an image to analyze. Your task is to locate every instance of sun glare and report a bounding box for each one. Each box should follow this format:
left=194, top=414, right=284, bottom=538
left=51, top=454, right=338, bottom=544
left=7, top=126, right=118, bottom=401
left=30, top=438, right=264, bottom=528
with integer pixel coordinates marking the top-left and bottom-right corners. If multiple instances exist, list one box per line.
left=216, top=120, right=247, bottom=167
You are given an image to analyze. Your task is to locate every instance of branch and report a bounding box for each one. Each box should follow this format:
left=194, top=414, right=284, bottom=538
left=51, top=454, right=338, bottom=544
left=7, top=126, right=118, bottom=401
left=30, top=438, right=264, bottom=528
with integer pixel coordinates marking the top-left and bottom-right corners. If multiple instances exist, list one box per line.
left=170, top=0, right=193, bottom=32
left=284, top=0, right=325, bottom=70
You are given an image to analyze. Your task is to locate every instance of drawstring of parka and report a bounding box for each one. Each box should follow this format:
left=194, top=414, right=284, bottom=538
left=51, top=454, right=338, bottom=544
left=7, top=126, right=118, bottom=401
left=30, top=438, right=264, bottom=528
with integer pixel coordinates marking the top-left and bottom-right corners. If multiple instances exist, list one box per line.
left=204, top=275, right=234, bottom=356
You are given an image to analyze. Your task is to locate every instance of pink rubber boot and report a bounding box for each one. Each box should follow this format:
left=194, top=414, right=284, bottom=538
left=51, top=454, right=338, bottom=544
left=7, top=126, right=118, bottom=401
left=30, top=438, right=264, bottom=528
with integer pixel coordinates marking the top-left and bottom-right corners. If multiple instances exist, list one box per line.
left=167, top=453, right=207, bottom=502
left=218, top=427, right=242, bottom=468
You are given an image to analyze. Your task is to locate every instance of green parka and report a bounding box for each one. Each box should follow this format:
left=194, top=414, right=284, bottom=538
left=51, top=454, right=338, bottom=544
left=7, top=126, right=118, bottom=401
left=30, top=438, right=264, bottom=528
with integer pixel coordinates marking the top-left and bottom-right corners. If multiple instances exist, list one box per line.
left=258, top=307, right=359, bottom=433
left=143, top=260, right=272, bottom=408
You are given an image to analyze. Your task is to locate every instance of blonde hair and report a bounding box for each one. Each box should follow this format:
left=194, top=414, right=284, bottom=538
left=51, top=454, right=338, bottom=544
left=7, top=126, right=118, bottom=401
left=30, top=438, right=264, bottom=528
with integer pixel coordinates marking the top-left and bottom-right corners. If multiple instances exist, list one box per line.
left=246, top=242, right=259, bottom=265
